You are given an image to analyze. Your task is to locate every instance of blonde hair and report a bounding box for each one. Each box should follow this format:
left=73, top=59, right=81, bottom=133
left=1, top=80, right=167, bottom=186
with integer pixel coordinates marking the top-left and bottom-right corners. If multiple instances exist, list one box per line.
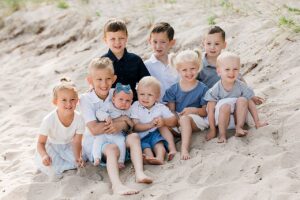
left=88, top=57, right=114, bottom=74
left=169, top=49, right=202, bottom=70
left=137, top=76, right=161, bottom=97
left=216, top=51, right=240, bottom=69
left=53, top=77, right=78, bottom=100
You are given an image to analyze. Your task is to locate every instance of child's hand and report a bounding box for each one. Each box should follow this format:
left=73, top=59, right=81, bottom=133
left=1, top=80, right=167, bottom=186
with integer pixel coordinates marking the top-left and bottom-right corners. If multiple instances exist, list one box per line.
left=252, top=96, right=265, bottom=105
left=179, top=107, right=199, bottom=116
left=76, top=157, right=85, bottom=168
left=105, top=117, right=112, bottom=124
left=153, top=117, right=164, bottom=128
left=104, top=120, right=117, bottom=134
left=42, top=154, right=52, bottom=166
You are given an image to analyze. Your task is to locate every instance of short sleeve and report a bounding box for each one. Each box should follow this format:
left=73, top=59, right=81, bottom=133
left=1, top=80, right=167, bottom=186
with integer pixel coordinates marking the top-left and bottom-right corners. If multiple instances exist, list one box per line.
left=79, top=94, right=97, bottom=124
left=204, top=87, right=219, bottom=102
left=130, top=101, right=139, bottom=119
left=199, top=84, right=208, bottom=106
left=160, top=105, right=174, bottom=118
left=163, top=86, right=176, bottom=103
left=240, top=82, right=255, bottom=100
left=76, top=114, right=86, bottom=135
left=39, top=116, right=50, bottom=136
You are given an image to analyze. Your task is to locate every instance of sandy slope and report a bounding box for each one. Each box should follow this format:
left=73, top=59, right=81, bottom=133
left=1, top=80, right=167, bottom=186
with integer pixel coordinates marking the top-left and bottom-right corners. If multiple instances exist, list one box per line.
left=0, top=0, right=300, bottom=199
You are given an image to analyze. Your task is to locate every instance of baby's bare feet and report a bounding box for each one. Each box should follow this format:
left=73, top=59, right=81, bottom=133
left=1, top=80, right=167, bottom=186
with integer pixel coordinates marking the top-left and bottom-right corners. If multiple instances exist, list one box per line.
left=94, top=158, right=100, bottom=166
left=136, top=173, right=153, bottom=184
left=217, top=136, right=227, bottom=143
left=168, top=151, right=177, bottom=161
left=205, top=131, right=217, bottom=141
left=118, top=163, right=125, bottom=170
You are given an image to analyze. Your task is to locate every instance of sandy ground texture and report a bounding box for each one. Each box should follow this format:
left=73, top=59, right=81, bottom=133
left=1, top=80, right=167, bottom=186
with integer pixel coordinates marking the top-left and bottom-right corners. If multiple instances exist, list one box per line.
left=1, top=0, right=300, bottom=199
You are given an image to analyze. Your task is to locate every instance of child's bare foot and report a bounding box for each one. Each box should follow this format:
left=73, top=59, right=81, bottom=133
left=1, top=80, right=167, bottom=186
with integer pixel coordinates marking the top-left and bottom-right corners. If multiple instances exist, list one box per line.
left=235, top=128, right=248, bottom=137
left=255, top=121, right=268, bottom=129
left=180, top=149, right=191, bottom=160
left=136, top=173, right=153, bottom=184
left=167, top=151, right=177, bottom=161
left=118, top=163, right=125, bottom=170
left=94, top=158, right=100, bottom=166
left=217, top=136, right=227, bottom=143
left=205, top=131, right=217, bottom=141
left=112, top=184, right=139, bottom=195
left=145, top=157, right=164, bottom=165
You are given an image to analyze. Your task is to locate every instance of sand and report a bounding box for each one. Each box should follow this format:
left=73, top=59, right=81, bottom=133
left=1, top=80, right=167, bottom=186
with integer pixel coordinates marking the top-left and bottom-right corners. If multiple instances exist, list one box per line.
left=0, top=0, right=300, bottom=199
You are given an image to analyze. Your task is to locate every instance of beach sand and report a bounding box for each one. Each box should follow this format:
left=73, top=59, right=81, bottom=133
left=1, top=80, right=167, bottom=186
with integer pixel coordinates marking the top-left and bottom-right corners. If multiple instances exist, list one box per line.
left=0, top=0, right=300, bottom=199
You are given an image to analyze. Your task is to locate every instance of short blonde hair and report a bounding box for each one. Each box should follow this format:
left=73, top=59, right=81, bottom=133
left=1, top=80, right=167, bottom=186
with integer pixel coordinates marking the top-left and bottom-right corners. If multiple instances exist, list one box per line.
left=53, top=77, right=78, bottom=100
left=88, top=57, right=114, bottom=74
left=137, top=76, right=161, bottom=97
left=170, top=49, right=202, bottom=70
left=216, top=51, right=240, bottom=69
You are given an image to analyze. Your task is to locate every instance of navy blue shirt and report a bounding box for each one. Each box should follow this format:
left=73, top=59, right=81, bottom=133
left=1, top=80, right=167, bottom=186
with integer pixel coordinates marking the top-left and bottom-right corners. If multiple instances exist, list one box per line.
left=102, top=48, right=150, bottom=101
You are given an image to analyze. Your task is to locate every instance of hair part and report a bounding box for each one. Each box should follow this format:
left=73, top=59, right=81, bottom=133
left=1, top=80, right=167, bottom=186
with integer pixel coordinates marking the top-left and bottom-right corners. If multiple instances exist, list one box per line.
left=53, top=77, right=78, bottom=100
left=170, top=49, right=202, bottom=71
left=103, top=18, right=128, bottom=37
left=150, top=22, right=175, bottom=40
left=137, top=76, right=161, bottom=97
left=88, top=57, right=114, bottom=75
left=208, top=26, right=225, bottom=41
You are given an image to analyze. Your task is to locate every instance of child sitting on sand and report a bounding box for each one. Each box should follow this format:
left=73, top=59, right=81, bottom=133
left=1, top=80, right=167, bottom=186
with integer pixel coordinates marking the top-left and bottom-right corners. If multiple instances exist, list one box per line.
left=131, top=76, right=177, bottom=165
left=163, top=50, right=209, bottom=160
left=35, top=77, right=85, bottom=179
left=204, top=52, right=267, bottom=143
left=92, top=83, right=134, bottom=169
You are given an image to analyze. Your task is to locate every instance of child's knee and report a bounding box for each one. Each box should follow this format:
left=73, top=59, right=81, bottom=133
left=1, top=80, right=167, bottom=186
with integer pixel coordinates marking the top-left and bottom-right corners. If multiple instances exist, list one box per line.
left=219, top=104, right=231, bottom=113
left=179, top=115, right=191, bottom=125
left=237, top=97, right=248, bottom=104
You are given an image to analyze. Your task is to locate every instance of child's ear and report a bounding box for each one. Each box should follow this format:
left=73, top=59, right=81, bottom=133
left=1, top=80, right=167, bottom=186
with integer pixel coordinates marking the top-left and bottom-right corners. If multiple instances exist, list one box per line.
left=52, top=98, right=57, bottom=105
left=170, top=39, right=176, bottom=47
left=86, top=76, right=92, bottom=85
left=112, top=75, right=117, bottom=84
left=223, top=41, right=227, bottom=49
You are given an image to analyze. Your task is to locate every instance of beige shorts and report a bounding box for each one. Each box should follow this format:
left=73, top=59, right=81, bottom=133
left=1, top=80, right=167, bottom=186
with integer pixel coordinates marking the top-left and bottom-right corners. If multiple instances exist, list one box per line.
left=172, top=113, right=209, bottom=134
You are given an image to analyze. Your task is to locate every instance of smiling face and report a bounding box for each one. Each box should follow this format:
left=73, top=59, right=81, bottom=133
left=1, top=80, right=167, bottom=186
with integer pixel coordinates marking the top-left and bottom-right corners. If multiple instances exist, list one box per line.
left=177, top=61, right=199, bottom=83
left=53, top=89, right=78, bottom=115
left=88, top=68, right=117, bottom=100
left=217, top=56, right=240, bottom=84
left=104, top=31, right=128, bottom=58
left=204, top=32, right=226, bottom=59
left=149, top=32, right=175, bottom=59
left=137, top=85, right=159, bottom=109
left=112, top=91, right=133, bottom=110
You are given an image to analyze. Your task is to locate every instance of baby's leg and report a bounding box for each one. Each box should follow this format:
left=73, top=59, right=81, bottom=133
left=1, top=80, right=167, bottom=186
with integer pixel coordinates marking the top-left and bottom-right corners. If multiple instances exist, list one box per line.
left=179, top=115, right=193, bottom=160
left=113, top=134, right=126, bottom=169
left=151, top=142, right=166, bottom=165
left=143, top=148, right=155, bottom=165
left=218, top=104, right=232, bottom=143
left=248, top=99, right=268, bottom=128
left=92, top=135, right=106, bottom=166
left=235, top=97, right=249, bottom=137
left=158, top=126, right=177, bottom=161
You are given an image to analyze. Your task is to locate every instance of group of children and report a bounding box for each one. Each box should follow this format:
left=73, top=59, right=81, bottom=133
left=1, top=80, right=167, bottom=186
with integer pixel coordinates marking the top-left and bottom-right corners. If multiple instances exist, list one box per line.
left=35, top=19, right=268, bottom=195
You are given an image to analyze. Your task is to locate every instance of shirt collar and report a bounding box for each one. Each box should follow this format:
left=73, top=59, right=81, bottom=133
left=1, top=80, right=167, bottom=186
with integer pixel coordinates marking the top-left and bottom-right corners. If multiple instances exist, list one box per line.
left=89, top=89, right=113, bottom=104
left=107, top=48, right=128, bottom=62
left=137, top=101, right=158, bottom=111
left=203, top=52, right=216, bottom=69
left=149, top=54, right=170, bottom=68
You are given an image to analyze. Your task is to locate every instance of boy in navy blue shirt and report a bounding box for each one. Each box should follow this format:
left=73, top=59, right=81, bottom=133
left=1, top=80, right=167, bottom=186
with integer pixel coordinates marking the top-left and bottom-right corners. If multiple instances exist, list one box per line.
left=102, top=19, right=150, bottom=100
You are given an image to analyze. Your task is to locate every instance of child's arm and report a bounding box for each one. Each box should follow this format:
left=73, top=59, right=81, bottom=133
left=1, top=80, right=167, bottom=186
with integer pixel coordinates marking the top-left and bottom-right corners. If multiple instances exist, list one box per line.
left=153, top=115, right=177, bottom=128
left=86, top=120, right=128, bottom=136
left=37, top=135, right=51, bottom=166
left=132, top=118, right=155, bottom=132
left=179, top=107, right=207, bottom=116
left=72, top=133, right=84, bottom=167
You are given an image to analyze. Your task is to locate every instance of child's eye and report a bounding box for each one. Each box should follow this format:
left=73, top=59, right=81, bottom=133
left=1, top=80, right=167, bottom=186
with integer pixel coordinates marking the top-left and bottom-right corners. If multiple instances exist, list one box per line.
left=215, top=43, right=220, bottom=45
left=207, top=42, right=211, bottom=45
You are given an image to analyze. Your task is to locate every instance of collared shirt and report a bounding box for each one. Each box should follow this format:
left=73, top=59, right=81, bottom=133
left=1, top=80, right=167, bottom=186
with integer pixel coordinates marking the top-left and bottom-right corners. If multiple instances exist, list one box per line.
left=144, top=54, right=179, bottom=101
left=79, top=89, right=114, bottom=161
left=96, top=101, right=132, bottom=121
left=131, top=101, right=174, bottom=139
left=204, top=79, right=254, bottom=102
left=197, top=53, right=220, bottom=89
left=102, top=48, right=150, bottom=101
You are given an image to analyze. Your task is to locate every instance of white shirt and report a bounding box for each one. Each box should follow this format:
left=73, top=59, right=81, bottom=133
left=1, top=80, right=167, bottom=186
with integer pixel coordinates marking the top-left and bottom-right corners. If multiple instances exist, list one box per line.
left=39, top=110, right=85, bottom=144
left=96, top=101, right=132, bottom=121
left=131, top=101, right=174, bottom=139
left=144, top=54, right=179, bottom=101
